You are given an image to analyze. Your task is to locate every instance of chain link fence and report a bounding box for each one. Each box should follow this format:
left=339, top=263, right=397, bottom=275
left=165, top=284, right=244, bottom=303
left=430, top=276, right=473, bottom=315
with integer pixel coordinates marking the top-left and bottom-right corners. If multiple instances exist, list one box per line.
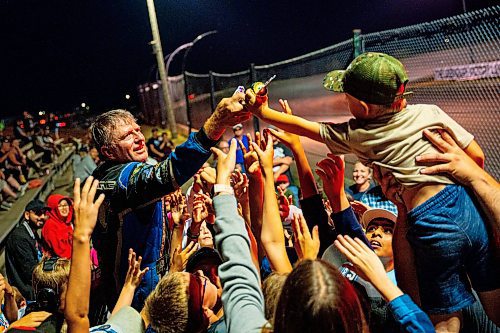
left=139, top=6, right=500, bottom=178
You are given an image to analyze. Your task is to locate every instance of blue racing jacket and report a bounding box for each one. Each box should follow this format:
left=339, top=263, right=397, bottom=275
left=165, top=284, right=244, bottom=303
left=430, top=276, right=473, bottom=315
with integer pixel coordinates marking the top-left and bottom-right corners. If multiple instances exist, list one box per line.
left=92, top=129, right=218, bottom=310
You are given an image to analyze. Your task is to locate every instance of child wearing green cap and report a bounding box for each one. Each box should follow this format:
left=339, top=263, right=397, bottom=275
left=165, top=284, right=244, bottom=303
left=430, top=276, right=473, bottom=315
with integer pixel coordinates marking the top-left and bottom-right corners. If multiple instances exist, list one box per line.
left=244, top=52, right=498, bottom=331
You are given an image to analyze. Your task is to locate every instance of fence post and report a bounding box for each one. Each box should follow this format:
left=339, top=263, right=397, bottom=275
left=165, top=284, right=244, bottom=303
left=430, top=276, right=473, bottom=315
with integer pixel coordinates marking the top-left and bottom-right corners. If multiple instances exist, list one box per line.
left=250, top=63, right=260, bottom=132
left=209, top=71, right=217, bottom=113
left=183, top=71, right=192, bottom=134
left=352, top=29, right=364, bottom=58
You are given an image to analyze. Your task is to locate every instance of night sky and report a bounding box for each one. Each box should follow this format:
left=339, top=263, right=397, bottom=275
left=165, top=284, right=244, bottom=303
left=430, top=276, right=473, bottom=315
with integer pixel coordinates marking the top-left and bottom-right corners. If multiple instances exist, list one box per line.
left=1, top=0, right=494, bottom=117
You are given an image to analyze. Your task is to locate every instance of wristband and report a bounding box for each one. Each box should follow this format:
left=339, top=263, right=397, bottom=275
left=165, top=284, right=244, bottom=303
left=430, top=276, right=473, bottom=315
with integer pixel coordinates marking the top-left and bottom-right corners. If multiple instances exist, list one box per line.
left=214, top=184, right=234, bottom=196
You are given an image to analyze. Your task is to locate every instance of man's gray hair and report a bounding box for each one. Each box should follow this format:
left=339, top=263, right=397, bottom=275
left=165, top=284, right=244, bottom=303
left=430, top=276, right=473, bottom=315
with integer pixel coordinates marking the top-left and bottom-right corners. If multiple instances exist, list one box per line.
left=89, top=109, right=136, bottom=151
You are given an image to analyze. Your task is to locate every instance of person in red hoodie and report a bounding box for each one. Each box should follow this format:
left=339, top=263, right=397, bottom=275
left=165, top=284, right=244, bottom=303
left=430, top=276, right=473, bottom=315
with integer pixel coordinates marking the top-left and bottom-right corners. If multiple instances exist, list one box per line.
left=42, top=194, right=74, bottom=258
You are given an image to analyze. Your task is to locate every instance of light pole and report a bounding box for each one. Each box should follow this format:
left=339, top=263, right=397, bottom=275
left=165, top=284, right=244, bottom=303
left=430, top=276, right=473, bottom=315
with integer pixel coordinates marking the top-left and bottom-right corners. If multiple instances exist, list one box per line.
left=145, top=0, right=177, bottom=138
left=180, top=30, right=218, bottom=133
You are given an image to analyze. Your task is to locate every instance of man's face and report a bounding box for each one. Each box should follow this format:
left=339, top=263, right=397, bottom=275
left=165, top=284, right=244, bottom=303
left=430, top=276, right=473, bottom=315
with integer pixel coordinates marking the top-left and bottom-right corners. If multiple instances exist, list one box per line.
left=152, top=130, right=159, bottom=139
left=26, top=210, right=47, bottom=229
left=365, top=218, right=394, bottom=259
left=198, top=221, right=214, bottom=248
left=217, top=142, right=230, bottom=156
left=352, top=162, right=371, bottom=186
left=89, top=148, right=99, bottom=161
left=106, top=120, right=147, bottom=162
left=1, top=141, right=10, bottom=151
left=232, top=127, right=243, bottom=137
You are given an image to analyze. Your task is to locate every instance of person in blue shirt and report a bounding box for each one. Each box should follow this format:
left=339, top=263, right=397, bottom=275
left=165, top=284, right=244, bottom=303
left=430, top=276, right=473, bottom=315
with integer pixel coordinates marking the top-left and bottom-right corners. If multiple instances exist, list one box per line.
left=229, top=123, right=248, bottom=173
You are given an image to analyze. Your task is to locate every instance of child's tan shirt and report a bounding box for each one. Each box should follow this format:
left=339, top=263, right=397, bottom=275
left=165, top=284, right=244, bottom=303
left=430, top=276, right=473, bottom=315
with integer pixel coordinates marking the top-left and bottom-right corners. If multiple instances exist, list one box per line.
left=319, top=104, right=473, bottom=187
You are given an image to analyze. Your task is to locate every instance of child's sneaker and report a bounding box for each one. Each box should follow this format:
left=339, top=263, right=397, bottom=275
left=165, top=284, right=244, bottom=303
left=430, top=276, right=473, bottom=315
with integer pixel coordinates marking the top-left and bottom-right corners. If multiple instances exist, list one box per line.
left=18, top=183, right=28, bottom=196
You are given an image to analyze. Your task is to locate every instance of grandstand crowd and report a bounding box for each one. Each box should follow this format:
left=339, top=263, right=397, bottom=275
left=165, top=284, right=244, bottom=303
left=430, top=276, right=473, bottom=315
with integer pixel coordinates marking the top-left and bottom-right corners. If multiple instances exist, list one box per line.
left=0, top=52, right=498, bottom=333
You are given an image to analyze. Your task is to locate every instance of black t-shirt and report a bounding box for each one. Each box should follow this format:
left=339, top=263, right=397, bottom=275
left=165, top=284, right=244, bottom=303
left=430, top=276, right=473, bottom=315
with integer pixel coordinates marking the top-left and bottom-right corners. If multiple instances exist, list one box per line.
left=147, top=137, right=162, bottom=159
left=5, top=222, right=43, bottom=301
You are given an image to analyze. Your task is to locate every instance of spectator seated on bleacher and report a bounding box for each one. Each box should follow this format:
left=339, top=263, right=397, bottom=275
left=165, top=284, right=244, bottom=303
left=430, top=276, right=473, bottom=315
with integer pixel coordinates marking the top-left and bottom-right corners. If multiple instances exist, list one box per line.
left=1, top=137, right=26, bottom=184
left=33, top=127, right=54, bottom=165
left=13, top=119, right=32, bottom=146
left=72, top=146, right=99, bottom=183
left=0, top=168, right=27, bottom=211
left=9, top=138, right=44, bottom=181
left=42, top=126, right=62, bottom=155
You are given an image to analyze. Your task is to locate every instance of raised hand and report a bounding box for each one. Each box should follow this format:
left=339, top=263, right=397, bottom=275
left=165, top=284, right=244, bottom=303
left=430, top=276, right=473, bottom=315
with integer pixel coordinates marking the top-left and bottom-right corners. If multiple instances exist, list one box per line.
left=351, top=201, right=370, bottom=220
left=231, top=169, right=249, bottom=202
left=277, top=186, right=291, bottom=221
left=171, top=191, right=190, bottom=229
left=240, top=133, right=261, bottom=175
left=0, top=273, right=13, bottom=298
left=267, top=99, right=301, bottom=150
left=73, top=177, right=105, bottom=238
left=251, top=130, right=275, bottom=178
left=192, top=194, right=209, bottom=224
left=244, top=88, right=269, bottom=115
left=315, top=154, right=344, bottom=198
left=292, top=213, right=320, bottom=260
left=123, top=249, right=149, bottom=289
left=170, top=242, right=198, bottom=273
left=192, top=166, right=216, bottom=195
left=211, top=138, right=237, bottom=186
left=334, top=235, right=389, bottom=289
left=203, top=92, right=252, bottom=140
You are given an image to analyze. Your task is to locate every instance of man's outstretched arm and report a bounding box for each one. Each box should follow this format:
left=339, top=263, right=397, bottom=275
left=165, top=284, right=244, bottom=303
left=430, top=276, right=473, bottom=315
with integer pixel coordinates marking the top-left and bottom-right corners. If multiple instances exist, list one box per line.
left=124, top=93, right=252, bottom=204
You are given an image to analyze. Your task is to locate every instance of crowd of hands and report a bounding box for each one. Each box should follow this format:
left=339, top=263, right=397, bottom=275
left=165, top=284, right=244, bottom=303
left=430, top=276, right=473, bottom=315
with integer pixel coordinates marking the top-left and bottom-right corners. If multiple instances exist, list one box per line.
left=0, top=91, right=492, bottom=331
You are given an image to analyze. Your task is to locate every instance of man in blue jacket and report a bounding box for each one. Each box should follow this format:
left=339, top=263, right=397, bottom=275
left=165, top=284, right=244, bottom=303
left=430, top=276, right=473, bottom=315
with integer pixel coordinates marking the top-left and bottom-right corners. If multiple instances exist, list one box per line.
left=90, top=92, right=250, bottom=310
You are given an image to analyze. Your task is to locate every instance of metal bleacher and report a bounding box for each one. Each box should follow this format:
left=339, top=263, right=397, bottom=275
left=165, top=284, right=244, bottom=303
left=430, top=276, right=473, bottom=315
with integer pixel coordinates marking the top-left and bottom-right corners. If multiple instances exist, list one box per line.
left=0, top=145, right=75, bottom=274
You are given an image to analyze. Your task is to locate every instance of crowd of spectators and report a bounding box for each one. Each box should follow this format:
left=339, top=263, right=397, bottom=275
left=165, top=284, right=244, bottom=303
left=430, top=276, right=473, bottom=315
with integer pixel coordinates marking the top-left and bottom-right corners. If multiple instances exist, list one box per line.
left=0, top=52, right=498, bottom=333
left=0, top=112, right=67, bottom=211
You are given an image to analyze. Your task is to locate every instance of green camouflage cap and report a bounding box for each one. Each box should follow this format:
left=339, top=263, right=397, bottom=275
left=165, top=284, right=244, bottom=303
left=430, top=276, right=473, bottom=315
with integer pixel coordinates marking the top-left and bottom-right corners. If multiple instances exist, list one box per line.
left=323, top=52, right=412, bottom=105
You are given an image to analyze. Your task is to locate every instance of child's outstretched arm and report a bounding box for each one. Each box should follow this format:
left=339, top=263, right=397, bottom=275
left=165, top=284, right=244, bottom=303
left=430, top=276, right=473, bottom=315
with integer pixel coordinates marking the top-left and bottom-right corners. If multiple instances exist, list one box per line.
left=65, top=177, right=105, bottom=333
left=245, top=89, right=323, bottom=143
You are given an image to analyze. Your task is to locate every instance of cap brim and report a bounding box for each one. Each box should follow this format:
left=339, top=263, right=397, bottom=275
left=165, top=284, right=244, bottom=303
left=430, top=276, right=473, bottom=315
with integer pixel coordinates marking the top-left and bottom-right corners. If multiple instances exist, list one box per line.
left=395, top=91, right=413, bottom=100
left=361, top=208, right=397, bottom=228
left=323, top=70, right=345, bottom=92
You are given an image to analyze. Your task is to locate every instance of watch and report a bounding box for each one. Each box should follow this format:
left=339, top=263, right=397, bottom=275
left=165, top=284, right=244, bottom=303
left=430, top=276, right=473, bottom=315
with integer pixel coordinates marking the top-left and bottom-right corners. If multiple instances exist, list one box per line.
left=214, top=184, right=234, bottom=196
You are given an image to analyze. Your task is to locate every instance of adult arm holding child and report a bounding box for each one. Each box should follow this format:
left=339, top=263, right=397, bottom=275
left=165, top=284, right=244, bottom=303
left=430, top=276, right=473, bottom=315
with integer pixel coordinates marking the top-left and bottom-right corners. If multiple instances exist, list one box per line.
left=417, top=129, right=499, bottom=242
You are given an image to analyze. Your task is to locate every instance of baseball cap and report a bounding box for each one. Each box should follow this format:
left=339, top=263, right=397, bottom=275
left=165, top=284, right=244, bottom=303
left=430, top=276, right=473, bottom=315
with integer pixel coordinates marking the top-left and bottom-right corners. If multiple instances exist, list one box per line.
left=360, top=208, right=397, bottom=229
left=232, top=123, right=243, bottom=130
left=25, top=199, right=49, bottom=213
left=185, top=247, right=223, bottom=273
left=276, top=174, right=289, bottom=183
left=323, top=52, right=412, bottom=105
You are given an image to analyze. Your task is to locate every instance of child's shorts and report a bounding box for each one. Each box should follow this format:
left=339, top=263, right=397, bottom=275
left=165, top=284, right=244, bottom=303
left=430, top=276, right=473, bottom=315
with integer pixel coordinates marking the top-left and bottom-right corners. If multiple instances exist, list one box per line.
left=407, top=184, right=498, bottom=314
